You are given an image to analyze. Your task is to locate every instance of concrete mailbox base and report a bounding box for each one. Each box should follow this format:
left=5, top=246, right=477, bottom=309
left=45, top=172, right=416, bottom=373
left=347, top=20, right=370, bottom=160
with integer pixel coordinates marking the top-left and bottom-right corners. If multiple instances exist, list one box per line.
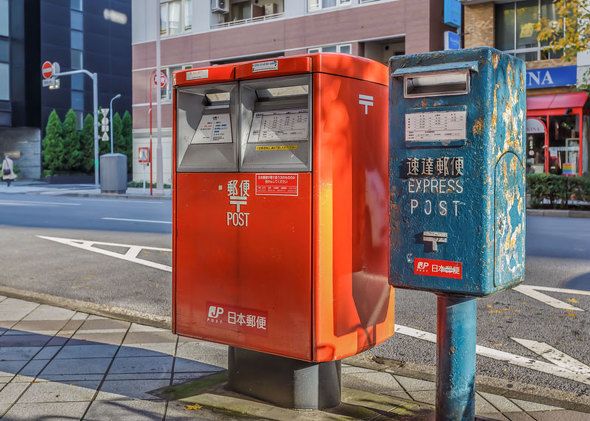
left=227, top=347, right=341, bottom=409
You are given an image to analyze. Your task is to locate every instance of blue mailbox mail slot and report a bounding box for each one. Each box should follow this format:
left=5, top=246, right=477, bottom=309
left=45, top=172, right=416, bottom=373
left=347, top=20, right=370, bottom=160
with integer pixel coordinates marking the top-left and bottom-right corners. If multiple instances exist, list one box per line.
left=389, top=47, right=526, bottom=296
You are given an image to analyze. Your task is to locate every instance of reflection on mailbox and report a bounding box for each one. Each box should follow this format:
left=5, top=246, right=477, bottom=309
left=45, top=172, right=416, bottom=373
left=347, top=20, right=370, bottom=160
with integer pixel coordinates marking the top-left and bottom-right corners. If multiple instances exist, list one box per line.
left=389, top=47, right=526, bottom=296
left=173, top=54, right=394, bottom=362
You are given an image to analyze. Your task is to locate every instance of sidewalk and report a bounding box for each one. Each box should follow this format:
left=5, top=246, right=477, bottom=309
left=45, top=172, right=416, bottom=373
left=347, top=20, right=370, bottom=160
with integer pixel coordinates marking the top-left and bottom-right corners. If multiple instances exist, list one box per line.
left=0, top=181, right=170, bottom=199
left=0, top=296, right=586, bottom=420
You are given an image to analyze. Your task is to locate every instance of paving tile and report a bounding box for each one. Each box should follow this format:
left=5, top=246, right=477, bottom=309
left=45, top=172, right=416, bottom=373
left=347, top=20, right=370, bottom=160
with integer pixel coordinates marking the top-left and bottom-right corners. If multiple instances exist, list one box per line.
left=0, top=299, right=39, bottom=321
left=95, top=379, right=170, bottom=401
left=32, top=346, right=61, bottom=360
left=406, top=390, right=435, bottom=405
left=9, top=320, right=69, bottom=335
left=480, top=392, right=522, bottom=412
left=174, top=357, right=222, bottom=373
left=105, top=372, right=172, bottom=381
left=0, top=360, right=29, bottom=377
left=69, top=331, right=127, bottom=345
left=55, top=344, right=118, bottom=359
left=14, top=359, right=50, bottom=380
left=0, top=334, right=51, bottom=347
left=109, top=356, right=173, bottom=374
left=477, top=413, right=510, bottom=420
left=84, top=398, right=166, bottom=420
left=17, top=380, right=100, bottom=403
left=407, top=391, right=500, bottom=415
left=394, top=375, right=436, bottom=392
left=2, top=401, right=90, bottom=419
left=123, top=331, right=178, bottom=345
left=342, top=369, right=404, bottom=394
left=0, top=382, right=29, bottom=403
left=22, top=304, right=76, bottom=321
left=128, top=323, right=168, bottom=333
left=0, top=346, right=41, bottom=361
left=529, top=410, right=590, bottom=421
left=503, top=412, right=536, bottom=421
left=41, top=358, right=112, bottom=376
left=171, top=372, right=216, bottom=384
left=475, top=393, right=500, bottom=414
left=41, top=374, right=104, bottom=382
left=511, top=399, right=562, bottom=412
left=116, top=342, right=176, bottom=358
left=78, top=318, right=130, bottom=332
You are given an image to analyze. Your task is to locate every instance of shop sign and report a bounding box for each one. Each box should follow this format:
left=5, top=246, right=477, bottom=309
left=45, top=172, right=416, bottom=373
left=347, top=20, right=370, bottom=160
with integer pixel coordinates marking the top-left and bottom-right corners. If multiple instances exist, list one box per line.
left=443, top=0, right=461, bottom=28
left=526, top=118, right=545, bottom=134
left=526, top=66, right=577, bottom=89
left=444, top=31, right=461, bottom=51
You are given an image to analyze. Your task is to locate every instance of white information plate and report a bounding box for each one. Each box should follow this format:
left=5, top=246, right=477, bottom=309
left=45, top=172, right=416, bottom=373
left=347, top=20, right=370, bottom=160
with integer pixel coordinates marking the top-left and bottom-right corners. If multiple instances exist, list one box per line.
left=405, top=111, right=466, bottom=142
left=191, top=113, right=232, bottom=144
left=248, top=109, right=309, bottom=143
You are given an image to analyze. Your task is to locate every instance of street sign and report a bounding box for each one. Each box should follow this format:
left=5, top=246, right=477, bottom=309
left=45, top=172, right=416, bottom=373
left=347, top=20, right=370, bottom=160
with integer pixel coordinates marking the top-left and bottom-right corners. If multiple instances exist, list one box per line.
left=101, top=132, right=110, bottom=142
left=154, top=71, right=168, bottom=88
left=444, top=31, right=461, bottom=50
left=138, top=147, right=150, bottom=164
left=101, top=108, right=109, bottom=117
left=42, top=61, right=54, bottom=79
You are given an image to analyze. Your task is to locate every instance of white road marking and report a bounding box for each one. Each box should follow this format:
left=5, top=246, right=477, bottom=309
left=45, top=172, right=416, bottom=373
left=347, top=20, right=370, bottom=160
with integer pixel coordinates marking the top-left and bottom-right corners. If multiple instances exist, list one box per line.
left=0, top=200, right=80, bottom=207
left=102, top=217, right=171, bottom=224
left=395, top=324, right=590, bottom=385
left=37, top=235, right=172, bottom=273
left=513, top=285, right=590, bottom=312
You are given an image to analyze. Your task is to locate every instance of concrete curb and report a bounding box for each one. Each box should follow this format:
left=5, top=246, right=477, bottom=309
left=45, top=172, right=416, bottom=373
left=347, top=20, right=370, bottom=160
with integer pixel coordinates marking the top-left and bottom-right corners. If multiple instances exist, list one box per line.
left=55, top=192, right=171, bottom=201
left=0, top=285, right=171, bottom=329
left=348, top=354, right=590, bottom=414
left=527, top=208, right=590, bottom=218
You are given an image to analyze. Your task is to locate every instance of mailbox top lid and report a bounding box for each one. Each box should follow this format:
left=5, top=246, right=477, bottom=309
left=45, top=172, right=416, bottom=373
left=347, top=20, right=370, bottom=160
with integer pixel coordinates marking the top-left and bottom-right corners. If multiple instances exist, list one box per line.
left=234, top=53, right=388, bottom=86
left=174, top=64, right=236, bottom=88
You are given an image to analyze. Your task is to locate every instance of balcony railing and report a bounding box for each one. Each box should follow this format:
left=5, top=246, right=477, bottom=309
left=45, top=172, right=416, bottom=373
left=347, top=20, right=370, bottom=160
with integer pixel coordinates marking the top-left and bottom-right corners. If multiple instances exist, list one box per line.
left=211, top=12, right=284, bottom=29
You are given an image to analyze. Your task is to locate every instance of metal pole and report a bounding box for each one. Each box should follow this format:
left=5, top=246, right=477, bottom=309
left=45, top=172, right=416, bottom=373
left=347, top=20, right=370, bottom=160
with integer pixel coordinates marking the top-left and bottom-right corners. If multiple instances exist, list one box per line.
left=109, top=93, right=122, bottom=155
left=92, top=73, right=99, bottom=188
left=155, top=0, right=164, bottom=194
left=436, top=294, right=477, bottom=421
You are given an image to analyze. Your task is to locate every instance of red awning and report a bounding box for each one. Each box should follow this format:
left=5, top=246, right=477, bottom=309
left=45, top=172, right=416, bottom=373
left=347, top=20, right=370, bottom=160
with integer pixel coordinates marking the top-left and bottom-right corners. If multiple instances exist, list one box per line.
left=527, top=92, right=588, bottom=111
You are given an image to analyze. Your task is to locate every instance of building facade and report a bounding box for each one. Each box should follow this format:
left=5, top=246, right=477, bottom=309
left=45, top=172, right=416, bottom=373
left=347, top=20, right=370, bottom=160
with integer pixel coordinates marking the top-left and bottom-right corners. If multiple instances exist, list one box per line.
left=131, top=0, right=454, bottom=183
left=0, top=0, right=132, bottom=179
left=463, top=0, right=589, bottom=176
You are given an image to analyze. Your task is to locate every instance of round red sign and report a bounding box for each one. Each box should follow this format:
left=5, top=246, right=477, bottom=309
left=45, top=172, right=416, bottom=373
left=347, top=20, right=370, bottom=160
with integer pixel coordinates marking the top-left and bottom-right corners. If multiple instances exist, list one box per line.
left=42, top=61, right=53, bottom=79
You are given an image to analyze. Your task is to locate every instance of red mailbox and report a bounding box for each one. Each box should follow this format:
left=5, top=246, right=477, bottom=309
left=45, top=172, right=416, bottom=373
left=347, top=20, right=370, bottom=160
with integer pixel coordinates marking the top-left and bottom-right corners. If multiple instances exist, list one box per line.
left=172, top=54, right=394, bottom=362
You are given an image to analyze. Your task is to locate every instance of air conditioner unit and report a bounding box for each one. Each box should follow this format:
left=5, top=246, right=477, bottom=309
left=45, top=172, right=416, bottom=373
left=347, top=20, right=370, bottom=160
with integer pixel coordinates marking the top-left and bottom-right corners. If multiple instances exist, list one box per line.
left=211, top=0, right=229, bottom=14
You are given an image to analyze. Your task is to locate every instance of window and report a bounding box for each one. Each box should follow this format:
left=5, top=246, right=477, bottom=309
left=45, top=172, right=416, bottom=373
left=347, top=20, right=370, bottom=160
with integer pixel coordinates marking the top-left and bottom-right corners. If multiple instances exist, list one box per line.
left=308, top=44, right=352, bottom=54
left=0, top=40, right=8, bottom=62
left=71, top=90, right=84, bottom=111
left=0, top=0, right=8, bottom=37
left=160, top=0, right=192, bottom=36
left=308, top=0, right=351, bottom=12
left=70, top=0, right=83, bottom=12
left=495, top=0, right=563, bottom=61
left=71, top=11, right=83, bottom=31
left=71, top=49, right=83, bottom=70
left=0, top=63, right=9, bottom=100
left=160, top=64, right=192, bottom=101
left=71, top=30, right=83, bottom=50
left=72, top=74, right=84, bottom=91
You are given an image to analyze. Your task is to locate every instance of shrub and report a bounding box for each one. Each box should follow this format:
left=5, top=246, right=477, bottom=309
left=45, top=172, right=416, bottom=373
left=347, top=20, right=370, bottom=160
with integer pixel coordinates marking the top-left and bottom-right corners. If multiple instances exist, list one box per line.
left=527, top=174, right=590, bottom=208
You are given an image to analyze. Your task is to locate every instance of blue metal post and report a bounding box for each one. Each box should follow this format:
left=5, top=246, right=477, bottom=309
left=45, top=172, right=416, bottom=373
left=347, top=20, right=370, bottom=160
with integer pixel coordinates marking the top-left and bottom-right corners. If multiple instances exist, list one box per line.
left=436, top=294, right=477, bottom=421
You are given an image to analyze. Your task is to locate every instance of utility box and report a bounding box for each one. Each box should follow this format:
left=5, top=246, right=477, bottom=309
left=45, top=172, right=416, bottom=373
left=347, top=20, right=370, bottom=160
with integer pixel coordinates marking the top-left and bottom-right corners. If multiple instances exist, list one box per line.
left=173, top=54, right=394, bottom=362
left=100, top=153, right=128, bottom=194
left=389, top=47, right=526, bottom=296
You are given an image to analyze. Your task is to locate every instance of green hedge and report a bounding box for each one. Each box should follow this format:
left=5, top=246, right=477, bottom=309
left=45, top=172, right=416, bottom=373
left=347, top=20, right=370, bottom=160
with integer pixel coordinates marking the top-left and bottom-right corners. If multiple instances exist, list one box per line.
left=527, top=174, right=590, bottom=208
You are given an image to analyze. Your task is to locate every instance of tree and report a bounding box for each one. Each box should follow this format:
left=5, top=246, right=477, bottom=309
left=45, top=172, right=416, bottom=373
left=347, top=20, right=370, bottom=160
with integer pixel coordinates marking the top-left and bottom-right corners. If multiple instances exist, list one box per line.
left=536, top=0, right=590, bottom=62
left=80, top=114, right=95, bottom=173
left=42, top=110, right=64, bottom=176
left=121, top=111, right=133, bottom=173
left=62, top=109, right=83, bottom=171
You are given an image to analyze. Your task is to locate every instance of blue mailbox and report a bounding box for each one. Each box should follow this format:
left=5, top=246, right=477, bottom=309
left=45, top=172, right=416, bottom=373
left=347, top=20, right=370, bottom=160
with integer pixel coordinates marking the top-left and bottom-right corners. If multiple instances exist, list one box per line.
left=389, top=47, right=526, bottom=296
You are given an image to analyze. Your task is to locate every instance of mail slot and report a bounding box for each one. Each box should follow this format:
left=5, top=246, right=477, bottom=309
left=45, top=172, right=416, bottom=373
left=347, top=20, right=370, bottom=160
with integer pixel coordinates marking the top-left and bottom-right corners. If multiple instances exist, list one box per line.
left=172, top=54, right=394, bottom=362
left=389, top=47, right=527, bottom=296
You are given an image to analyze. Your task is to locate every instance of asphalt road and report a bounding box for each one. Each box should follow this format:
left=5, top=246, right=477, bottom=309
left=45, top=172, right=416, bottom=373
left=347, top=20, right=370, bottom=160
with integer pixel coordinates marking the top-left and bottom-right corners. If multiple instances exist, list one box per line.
left=0, top=191, right=589, bottom=397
